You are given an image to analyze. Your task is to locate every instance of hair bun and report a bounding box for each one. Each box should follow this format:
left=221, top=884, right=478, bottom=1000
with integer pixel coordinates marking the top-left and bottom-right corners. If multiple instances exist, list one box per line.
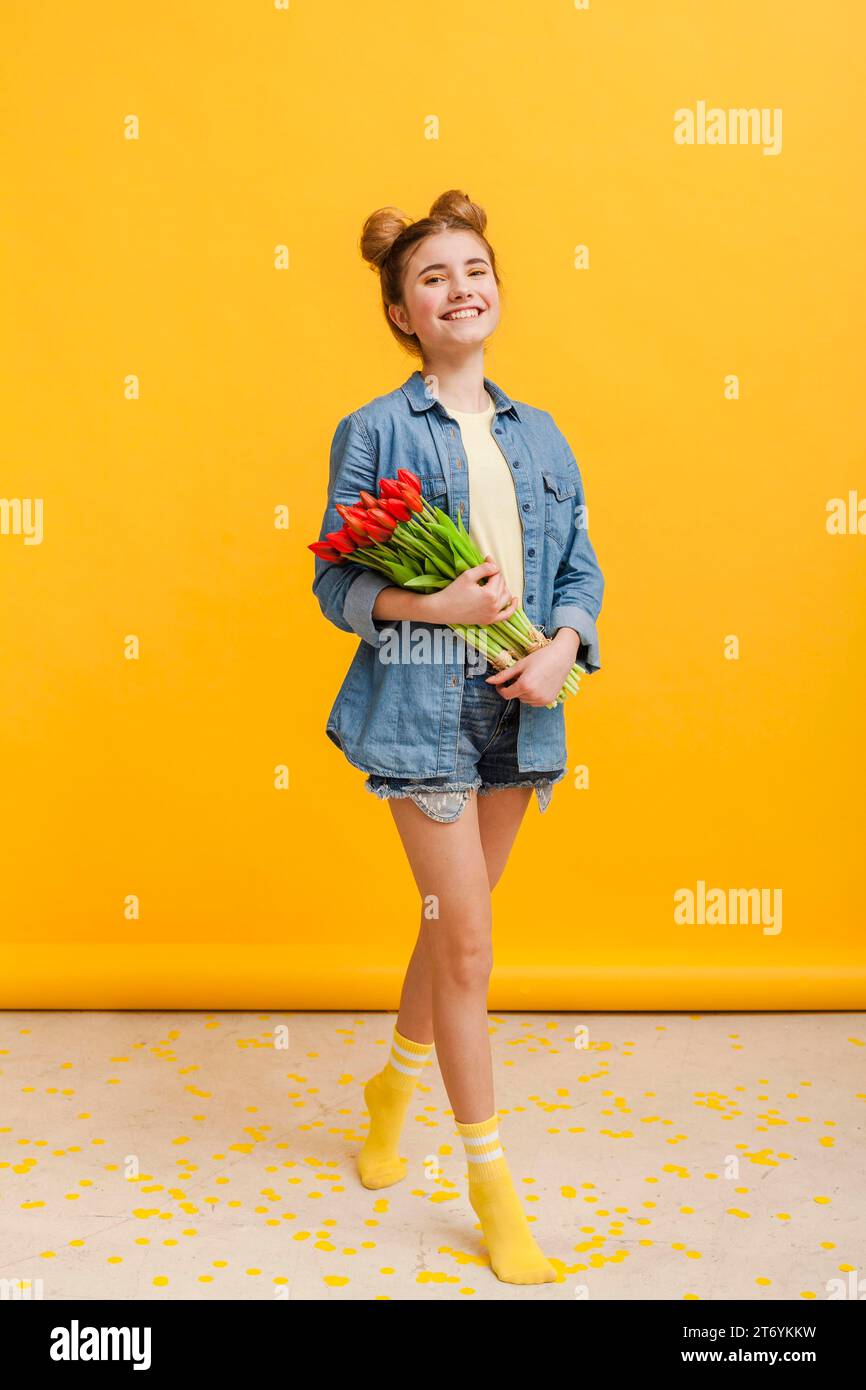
left=428, top=189, right=487, bottom=235
left=359, top=206, right=414, bottom=270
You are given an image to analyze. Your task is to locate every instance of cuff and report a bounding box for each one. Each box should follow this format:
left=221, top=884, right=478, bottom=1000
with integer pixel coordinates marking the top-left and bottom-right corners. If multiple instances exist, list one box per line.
left=549, top=604, right=601, bottom=673
left=343, top=568, right=393, bottom=647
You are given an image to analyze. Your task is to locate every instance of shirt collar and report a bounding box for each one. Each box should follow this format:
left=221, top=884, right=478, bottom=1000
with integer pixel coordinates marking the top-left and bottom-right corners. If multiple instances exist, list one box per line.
left=400, top=369, right=522, bottom=422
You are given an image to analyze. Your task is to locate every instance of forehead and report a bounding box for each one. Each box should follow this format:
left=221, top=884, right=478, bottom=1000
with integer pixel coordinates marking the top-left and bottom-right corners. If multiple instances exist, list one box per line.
left=404, top=227, right=489, bottom=275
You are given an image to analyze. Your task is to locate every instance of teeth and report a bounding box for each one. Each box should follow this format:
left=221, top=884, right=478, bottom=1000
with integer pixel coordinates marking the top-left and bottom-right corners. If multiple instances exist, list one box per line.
left=444, top=308, right=480, bottom=320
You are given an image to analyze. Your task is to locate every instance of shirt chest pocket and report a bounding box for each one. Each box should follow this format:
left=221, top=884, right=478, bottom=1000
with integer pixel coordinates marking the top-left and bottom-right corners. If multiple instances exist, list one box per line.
left=541, top=469, right=577, bottom=548
left=417, top=473, right=448, bottom=510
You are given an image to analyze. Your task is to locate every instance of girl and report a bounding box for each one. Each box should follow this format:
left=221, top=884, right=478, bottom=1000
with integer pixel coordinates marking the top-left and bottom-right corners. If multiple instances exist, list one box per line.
left=312, top=189, right=605, bottom=1285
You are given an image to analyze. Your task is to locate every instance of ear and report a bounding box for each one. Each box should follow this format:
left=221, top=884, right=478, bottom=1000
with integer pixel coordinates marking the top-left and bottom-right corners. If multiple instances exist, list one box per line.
left=388, top=302, right=412, bottom=335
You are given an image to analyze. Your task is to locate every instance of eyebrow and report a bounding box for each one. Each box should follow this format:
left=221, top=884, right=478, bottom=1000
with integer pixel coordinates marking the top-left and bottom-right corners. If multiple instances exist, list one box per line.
left=415, top=257, right=489, bottom=279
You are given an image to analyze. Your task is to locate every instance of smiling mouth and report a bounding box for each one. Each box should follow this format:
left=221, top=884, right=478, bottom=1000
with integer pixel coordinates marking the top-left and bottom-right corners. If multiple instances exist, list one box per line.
left=441, top=306, right=485, bottom=321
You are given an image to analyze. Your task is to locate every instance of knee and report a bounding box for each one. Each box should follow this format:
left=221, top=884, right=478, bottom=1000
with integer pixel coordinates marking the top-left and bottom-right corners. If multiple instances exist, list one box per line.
left=429, top=931, right=493, bottom=991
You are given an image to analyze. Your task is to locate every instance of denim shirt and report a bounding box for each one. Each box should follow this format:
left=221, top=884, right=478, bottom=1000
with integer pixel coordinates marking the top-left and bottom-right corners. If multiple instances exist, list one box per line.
left=312, top=369, right=605, bottom=778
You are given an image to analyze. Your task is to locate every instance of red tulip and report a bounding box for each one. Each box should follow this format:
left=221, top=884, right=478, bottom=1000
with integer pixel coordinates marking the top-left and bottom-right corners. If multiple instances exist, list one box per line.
left=342, top=507, right=377, bottom=537
left=379, top=497, right=412, bottom=522
left=358, top=490, right=380, bottom=510
left=367, top=507, right=397, bottom=532
left=326, top=528, right=357, bottom=554
left=363, top=520, right=391, bottom=542
left=399, top=484, right=424, bottom=513
left=397, top=468, right=421, bottom=493
left=336, top=503, right=368, bottom=536
left=308, top=541, right=344, bottom=563
left=379, top=478, right=404, bottom=499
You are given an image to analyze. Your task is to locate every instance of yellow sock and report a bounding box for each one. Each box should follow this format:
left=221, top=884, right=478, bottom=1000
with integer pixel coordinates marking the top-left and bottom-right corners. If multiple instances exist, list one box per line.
left=456, top=1114, right=557, bottom=1284
left=357, top=1026, right=434, bottom=1189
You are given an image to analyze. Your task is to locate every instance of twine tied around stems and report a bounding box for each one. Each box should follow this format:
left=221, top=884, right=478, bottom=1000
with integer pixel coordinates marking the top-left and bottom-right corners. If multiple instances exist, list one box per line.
left=487, top=648, right=518, bottom=671
left=523, top=627, right=550, bottom=654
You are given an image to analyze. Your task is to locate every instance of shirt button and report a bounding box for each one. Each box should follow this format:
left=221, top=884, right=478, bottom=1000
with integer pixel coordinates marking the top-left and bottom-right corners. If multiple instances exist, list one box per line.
left=455, top=457, right=463, bottom=469
left=527, top=594, right=535, bottom=603
left=513, top=458, right=521, bottom=467
left=527, top=548, right=536, bottom=557
left=522, top=501, right=530, bottom=511
left=450, top=675, right=458, bottom=687
left=494, top=428, right=503, bottom=435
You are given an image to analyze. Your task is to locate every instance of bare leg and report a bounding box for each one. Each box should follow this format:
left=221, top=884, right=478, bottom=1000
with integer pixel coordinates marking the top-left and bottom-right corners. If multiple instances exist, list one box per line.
left=388, top=786, right=533, bottom=1122
left=387, top=784, right=556, bottom=1284
left=395, top=913, right=435, bottom=1045
left=395, top=785, right=534, bottom=1045
left=475, top=785, right=534, bottom=892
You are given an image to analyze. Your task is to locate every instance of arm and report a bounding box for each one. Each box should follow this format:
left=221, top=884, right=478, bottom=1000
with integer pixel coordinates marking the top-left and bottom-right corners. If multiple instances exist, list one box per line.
left=311, top=411, right=434, bottom=645
left=547, top=426, right=605, bottom=673
left=312, top=413, right=500, bottom=638
left=371, top=587, right=440, bottom=622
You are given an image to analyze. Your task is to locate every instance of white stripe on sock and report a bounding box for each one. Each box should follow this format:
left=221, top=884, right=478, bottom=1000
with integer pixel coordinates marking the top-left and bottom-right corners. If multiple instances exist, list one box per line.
left=466, top=1147, right=504, bottom=1163
left=462, top=1131, right=501, bottom=1149
left=391, top=1041, right=431, bottom=1065
left=388, top=1055, right=426, bottom=1077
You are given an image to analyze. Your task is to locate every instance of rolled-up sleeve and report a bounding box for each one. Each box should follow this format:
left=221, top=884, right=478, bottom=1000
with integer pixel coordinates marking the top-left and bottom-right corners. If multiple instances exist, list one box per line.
left=547, top=426, right=605, bottom=673
left=311, top=412, right=393, bottom=647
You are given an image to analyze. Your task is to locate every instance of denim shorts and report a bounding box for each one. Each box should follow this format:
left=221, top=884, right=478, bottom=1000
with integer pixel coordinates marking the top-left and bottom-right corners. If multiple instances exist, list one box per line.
left=364, top=653, right=567, bottom=823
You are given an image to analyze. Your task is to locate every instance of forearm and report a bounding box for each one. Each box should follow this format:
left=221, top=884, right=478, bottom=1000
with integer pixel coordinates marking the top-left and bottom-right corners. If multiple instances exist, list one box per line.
left=550, top=625, right=581, bottom=661
left=371, top=585, right=440, bottom=623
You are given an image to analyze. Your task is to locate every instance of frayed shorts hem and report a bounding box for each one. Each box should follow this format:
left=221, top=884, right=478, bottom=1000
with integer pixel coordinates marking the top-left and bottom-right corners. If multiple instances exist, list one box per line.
left=364, top=768, right=566, bottom=823
left=364, top=778, right=477, bottom=800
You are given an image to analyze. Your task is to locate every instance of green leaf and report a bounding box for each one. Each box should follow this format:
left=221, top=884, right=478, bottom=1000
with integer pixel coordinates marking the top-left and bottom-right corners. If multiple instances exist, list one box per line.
left=403, top=574, right=450, bottom=590
left=456, top=511, right=485, bottom=563
left=389, top=562, right=419, bottom=584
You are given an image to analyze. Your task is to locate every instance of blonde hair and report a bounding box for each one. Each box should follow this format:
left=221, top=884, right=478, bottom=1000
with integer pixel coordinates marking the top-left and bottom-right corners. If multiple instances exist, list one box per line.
left=359, top=188, right=501, bottom=358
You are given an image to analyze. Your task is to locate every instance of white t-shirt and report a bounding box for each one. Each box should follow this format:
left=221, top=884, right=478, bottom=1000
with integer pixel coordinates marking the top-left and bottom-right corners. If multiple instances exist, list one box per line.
left=445, top=390, right=525, bottom=606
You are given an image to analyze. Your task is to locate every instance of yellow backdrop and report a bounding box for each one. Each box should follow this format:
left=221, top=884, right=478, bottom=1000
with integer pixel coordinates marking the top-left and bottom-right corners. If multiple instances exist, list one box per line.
left=2, top=1, right=864, bottom=1007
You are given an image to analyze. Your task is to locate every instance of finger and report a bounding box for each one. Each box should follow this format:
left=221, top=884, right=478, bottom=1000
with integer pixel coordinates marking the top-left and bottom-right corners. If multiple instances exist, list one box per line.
left=485, top=658, right=527, bottom=685
left=466, top=559, right=499, bottom=580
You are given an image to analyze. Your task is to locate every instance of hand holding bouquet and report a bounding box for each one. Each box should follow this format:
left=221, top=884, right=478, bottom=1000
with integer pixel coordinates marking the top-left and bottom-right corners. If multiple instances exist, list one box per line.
left=309, top=469, right=585, bottom=707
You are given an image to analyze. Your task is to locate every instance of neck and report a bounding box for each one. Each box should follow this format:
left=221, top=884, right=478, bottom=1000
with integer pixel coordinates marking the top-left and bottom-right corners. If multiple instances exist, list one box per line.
left=418, top=347, right=488, bottom=413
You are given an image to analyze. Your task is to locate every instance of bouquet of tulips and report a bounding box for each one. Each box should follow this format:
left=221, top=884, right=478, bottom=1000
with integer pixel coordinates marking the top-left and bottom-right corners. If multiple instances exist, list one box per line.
left=309, top=468, right=585, bottom=707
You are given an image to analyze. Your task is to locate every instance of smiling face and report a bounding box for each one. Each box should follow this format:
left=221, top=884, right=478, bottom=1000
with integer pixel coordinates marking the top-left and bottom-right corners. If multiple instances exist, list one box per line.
left=388, top=228, right=500, bottom=358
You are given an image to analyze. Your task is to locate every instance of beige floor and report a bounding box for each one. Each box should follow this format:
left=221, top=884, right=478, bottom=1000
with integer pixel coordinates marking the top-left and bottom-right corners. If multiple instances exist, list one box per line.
left=1, top=1010, right=863, bottom=1301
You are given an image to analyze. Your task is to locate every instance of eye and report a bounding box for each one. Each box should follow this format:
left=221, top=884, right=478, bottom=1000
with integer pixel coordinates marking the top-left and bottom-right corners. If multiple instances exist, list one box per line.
left=424, top=267, right=489, bottom=285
